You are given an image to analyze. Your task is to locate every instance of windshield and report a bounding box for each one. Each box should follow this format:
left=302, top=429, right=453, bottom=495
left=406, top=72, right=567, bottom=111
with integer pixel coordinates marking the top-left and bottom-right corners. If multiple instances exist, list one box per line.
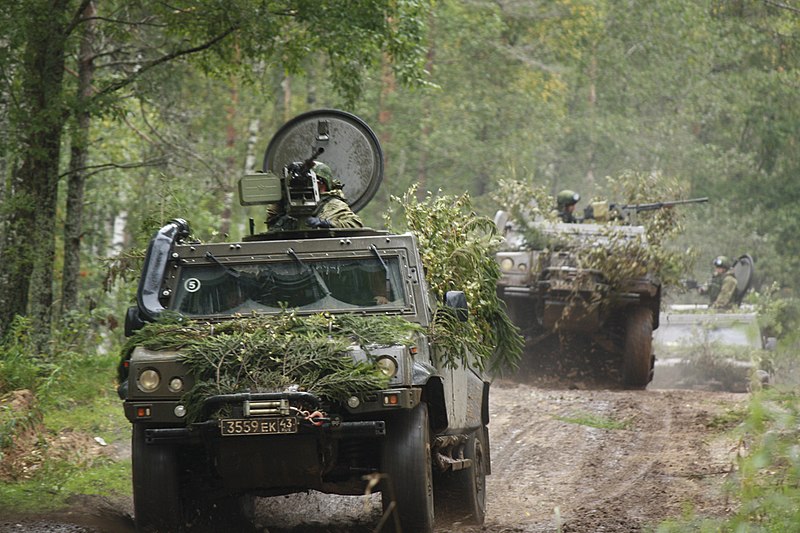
left=172, top=255, right=408, bottom=317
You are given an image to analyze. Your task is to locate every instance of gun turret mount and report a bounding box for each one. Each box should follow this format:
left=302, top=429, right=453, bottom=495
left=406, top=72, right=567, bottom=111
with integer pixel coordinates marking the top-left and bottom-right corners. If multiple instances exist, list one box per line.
left=261, top=109, right=383, bottom=213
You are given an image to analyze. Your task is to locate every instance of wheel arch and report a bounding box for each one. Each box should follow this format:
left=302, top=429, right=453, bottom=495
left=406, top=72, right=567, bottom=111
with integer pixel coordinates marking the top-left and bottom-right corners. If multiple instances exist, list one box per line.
left=420, top=376, right=447, bottom=434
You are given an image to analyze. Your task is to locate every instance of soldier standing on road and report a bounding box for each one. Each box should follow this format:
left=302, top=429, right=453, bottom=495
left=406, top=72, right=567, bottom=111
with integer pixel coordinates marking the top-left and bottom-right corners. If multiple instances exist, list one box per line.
left=702, top=256, right=737, bottom=309
left=555, top=190, right=581, bottom=223
left=267, top=161, right=363, bottom=231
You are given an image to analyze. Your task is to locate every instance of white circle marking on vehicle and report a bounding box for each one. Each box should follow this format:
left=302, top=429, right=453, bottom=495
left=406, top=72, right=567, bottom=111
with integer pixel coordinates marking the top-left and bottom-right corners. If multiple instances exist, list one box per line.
left=184, top=278, right=201, bottom=293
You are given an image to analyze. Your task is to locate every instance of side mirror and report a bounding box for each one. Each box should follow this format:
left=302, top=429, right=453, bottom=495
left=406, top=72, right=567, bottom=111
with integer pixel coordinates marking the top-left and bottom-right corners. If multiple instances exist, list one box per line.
left=444, top=290, right=469, bottom=322
left=238, top=171, right=282, bottom=205
left=124, top=306, right=145, bottom=337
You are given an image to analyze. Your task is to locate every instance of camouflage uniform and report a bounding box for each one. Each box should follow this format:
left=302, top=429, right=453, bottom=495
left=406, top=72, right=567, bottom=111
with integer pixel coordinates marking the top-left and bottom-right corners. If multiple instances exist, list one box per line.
left=267, top=189, right=363, bottom=231
left=710, top=271, right=737, bottom=309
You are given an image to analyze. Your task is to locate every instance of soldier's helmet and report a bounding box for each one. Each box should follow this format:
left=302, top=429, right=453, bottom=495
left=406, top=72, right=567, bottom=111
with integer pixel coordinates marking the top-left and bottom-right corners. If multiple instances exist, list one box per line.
left=313, top=161, right=334, bottom=189
left=556, top=190, right=580, bottom=208
left=713, top=255, right=731, bottom=269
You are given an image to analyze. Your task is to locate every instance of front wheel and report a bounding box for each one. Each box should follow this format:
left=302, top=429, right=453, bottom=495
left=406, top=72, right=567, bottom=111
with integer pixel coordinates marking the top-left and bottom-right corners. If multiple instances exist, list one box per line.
left=381, top=403, right=434, bottom=533
left=132, top=424, right=183, bottom=532
left=622, top=307, right=654, bottom=389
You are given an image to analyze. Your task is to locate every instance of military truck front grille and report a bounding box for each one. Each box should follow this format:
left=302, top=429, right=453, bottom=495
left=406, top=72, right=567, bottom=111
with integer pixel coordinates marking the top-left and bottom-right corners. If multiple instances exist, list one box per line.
left=244, top=398, right=291, bottom=417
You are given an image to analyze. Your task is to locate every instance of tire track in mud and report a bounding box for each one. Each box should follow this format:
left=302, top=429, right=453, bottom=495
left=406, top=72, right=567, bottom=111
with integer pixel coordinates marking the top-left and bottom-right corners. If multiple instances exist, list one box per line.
left=556, top=391, right=675, bottom=533
left=567, top=391, right=674, bottom=507
left=482, top=382, right=744, bottom=533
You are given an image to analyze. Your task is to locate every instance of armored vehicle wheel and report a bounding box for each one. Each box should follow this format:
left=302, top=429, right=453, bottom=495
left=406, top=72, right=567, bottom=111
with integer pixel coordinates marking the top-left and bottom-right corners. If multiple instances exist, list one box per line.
left=381, top=403, right=434, bottom=533
left=622, top=307, right=654, bottom=389
left=433, top=427, right=488, bottom=525
left=132, top=424, right=183, bottom=532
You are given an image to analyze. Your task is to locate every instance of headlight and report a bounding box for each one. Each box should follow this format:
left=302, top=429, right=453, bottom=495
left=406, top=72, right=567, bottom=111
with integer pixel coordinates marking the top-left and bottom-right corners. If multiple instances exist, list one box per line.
left=518, top=263, right=527, bottom=272
left=500, top=257, right=514, bottom=271
left=168, top=377, right=184, bottom=393
left=138, top=369, right=161, bottom=392
left=375, top=356, right=398, bottom=378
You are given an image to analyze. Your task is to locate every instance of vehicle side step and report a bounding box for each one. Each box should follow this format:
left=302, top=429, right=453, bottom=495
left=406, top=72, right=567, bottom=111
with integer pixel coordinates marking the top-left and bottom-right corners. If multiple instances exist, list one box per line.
left=433, top=434, right=474, bottom=472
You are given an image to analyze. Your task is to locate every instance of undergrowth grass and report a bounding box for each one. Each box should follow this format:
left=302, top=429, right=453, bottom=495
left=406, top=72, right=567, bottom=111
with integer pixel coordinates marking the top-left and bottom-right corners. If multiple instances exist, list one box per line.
left=553, top=411, right=631, bottom=431
left=657, top=384, right=800, bottom=532
left=0, top=315, right=131, bottom=512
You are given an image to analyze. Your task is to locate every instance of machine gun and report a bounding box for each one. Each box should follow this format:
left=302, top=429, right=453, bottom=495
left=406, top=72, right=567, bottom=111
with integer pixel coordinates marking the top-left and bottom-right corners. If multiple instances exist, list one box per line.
left=615, top=197, right=709, bottom=213
left=236, top=109, right=384, bottom=235
left=282, top=146, right=326, bottom=217
left=584, top=197, right=708, bottom=223
left=238, top=146, right=326, bottom=218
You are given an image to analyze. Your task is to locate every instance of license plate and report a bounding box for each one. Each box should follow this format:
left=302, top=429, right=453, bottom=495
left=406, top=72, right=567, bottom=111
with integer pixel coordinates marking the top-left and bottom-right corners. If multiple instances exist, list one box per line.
left=220, top=417, right=298, bottom=436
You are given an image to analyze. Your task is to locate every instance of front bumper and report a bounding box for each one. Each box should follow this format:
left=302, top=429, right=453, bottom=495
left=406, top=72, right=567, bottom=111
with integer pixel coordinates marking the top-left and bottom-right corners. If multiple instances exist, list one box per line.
left=124, top=388, right=422, bottom=440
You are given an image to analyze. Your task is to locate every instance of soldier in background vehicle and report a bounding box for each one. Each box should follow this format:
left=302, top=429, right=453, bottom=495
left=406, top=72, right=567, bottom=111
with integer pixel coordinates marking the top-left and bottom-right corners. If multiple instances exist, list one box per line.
left=267, top=161, right=363, bottom=230
left=555, top=190, right=581, bottom=223
left=700, top=256, right=737, bottom=309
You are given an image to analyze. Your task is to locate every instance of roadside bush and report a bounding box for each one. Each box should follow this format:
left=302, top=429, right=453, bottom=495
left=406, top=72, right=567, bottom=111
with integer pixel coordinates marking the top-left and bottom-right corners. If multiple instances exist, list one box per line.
left=0, top=317, right=44, bottom=394
left=657, top=388, right=800, bottom=532
left=1, top=309, right=128, bottom=511
left=726, top=388, right=800, bottom=531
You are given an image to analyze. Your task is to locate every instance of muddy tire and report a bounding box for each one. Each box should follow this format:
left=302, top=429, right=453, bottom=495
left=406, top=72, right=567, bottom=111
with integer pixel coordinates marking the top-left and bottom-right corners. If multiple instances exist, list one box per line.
left=433, top=427, right=488, bottom=525
left=132, top=424, right=183, bottom=532
left=381, top=403, right=434, bottom=533
left=622, top=307, right=654, bottom=389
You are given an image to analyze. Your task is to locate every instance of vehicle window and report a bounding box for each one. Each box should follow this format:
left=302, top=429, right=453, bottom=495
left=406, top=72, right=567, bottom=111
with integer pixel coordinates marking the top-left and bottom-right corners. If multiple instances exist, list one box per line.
left=172, top=255, right=407, bottom=317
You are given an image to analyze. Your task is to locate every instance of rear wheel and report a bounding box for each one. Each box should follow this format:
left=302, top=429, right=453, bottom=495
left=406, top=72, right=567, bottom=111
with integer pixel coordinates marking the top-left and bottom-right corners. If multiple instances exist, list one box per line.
left=132, top=424, right=184, bottom=532
left=433, top=427, right=488, bottom=525
left=622, top=307, right=654, bottom=389
left=381, top=403, right=434, bottom=533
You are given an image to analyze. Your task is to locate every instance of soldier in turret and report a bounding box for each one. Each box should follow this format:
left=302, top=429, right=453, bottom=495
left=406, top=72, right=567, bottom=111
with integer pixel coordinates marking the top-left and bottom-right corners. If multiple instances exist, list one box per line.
left=555, top=190, right=581, bottom=223
left=267, top=161, right=363, bottom=231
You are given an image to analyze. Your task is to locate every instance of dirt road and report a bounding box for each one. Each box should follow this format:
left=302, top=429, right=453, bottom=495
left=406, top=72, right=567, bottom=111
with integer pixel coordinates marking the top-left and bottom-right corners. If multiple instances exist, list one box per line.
left=473, top=381, right=743, bottom=533
left=0, top=381, right=746, bottom=533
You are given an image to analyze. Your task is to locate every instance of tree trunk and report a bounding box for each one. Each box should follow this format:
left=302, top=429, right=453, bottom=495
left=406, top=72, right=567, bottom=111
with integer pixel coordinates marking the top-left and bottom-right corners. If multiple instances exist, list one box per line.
left=415, top=16, right=436, bottom=201
left=219, top=77, right=239, bottom=238
left=244, top=118, right=261, bottom=174
left=376, top=53, right=395, bottom=207
left=62, top=1, right=97, bottom=316
left=281, top=76, right=292, bottom=123
left=0, top=2, right=70, bottom=345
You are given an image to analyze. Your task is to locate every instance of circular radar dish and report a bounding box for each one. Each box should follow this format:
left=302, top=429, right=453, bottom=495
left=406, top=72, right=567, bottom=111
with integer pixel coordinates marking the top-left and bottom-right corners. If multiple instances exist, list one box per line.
left=263, top=109, right=384, bottom=213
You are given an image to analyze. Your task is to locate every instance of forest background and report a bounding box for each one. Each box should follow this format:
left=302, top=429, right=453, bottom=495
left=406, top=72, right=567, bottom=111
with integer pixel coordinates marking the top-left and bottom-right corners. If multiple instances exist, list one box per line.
left=3, top=2, right=800, bottom=528
left=0, top=0, right=798, bottom=349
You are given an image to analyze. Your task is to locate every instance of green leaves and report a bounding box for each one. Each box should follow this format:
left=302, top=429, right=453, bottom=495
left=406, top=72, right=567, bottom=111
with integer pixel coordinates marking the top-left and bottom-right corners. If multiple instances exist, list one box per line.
left=388, top=186, right=524, bottom=373
left=123, top=313, right=425, bottom=421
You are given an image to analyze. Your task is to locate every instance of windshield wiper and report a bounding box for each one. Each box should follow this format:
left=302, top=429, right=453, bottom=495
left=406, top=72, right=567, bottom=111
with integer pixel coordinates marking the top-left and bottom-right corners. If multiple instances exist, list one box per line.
left=369, top=245, right=392, bottom=301
left=287, top=248, right=330, bottom=297
left=286, top=248, right=308, bottom=270
left=205, top=251, right=240, bottom=278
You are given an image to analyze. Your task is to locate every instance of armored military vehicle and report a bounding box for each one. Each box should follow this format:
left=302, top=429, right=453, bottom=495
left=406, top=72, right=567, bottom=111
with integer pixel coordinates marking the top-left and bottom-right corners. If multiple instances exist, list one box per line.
left=119, top=110, right=490, bottom=532
left=493, top=214, right=661, bottom=388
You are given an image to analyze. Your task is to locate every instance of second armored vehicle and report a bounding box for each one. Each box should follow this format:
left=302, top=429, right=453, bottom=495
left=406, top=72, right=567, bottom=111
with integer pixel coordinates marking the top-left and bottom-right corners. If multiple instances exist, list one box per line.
left=494, top=215, right=661, bottom=388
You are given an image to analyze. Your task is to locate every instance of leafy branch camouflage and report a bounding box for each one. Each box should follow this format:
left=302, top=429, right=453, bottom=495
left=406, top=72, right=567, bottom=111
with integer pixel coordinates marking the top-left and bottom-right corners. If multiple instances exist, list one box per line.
left=122, top=313, right=423, bottom=422
left=494, top=170, right=694, bottom=292
left=387, top=186, right=524, bottom=373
